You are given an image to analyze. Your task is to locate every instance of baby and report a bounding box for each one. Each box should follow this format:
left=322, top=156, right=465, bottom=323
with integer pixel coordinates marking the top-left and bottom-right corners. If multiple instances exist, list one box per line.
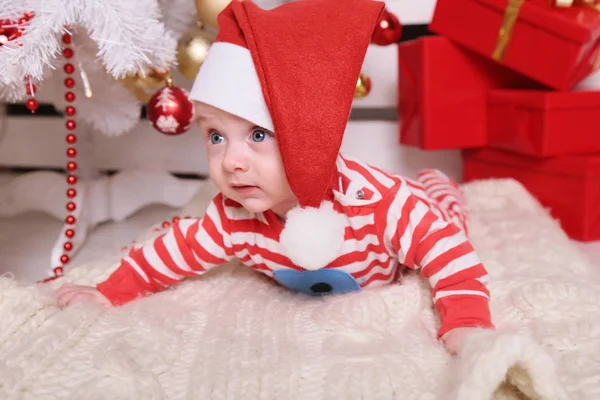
left=55, top=0, right=494, bottom=355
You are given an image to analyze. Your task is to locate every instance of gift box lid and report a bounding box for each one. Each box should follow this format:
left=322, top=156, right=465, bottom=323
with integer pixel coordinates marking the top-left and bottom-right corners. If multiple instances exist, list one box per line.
left=476, top=0, right=600, bottom=43
left=488, top=88, right=600, bottom=109
left=463, top=148, right=600, bottom=179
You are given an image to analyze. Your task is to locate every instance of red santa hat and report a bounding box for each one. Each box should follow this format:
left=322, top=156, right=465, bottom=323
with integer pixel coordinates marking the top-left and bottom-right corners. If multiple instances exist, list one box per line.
left=189, top=0, right=385, bottom=271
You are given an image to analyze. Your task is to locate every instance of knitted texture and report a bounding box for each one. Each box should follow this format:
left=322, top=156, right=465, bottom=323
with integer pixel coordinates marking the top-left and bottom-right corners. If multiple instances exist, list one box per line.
left=1, top=178, right=599, bottom=399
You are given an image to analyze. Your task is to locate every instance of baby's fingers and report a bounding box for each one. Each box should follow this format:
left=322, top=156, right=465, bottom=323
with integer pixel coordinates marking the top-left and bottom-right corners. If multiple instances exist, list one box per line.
left=56, top=289, right=79, bottom=309
left=54, top=283, right=78, bottom=297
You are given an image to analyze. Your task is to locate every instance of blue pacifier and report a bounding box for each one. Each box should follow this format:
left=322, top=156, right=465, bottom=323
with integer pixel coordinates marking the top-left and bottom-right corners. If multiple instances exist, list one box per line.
left=273, top=269, right=361, bottom=296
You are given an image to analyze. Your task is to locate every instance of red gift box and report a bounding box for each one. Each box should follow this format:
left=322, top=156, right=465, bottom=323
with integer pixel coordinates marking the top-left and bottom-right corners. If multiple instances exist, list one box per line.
left=487, top=89, right=600, bottom=156
left=398, top=36, right=533, bottom=150
left=462, top=148, right=600, bottom=241
left=429, top=0, right=600, bottom=90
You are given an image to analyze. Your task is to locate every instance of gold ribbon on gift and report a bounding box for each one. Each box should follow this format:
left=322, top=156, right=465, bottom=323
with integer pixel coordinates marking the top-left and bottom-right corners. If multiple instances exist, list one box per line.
left=492, top=0, right=526, bottom=61
left=493, top=0, right=600, bottom=63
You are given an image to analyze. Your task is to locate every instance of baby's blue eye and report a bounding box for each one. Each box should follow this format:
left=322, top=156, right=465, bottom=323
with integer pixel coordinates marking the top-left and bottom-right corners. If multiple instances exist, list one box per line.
left=251, top=129, right=269, bottom=142
left=210, top=132, right=224, bottom=144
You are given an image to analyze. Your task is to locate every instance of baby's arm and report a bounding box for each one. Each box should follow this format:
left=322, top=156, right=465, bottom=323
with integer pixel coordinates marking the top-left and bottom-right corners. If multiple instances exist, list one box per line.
left=382, top=181, right=493, bottom=339
left=55, top=193, right=234, bottom=307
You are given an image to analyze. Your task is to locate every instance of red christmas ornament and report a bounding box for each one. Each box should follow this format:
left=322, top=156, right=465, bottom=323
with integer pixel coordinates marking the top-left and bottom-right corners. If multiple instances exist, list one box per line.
left=65, top=106, right=76, bottom=116
left=147, top=78, right=195, bottom=135
left=66, top=134, right=77, bottom=144
left=65, top=216, right=76, bottom=224
left=60, top=255, right=70, bottom=264
left=0, top=13, right=33, bottom=47
left=371, top=9, right=402, bottom=46
left=63, top=242, right=73, bottom=251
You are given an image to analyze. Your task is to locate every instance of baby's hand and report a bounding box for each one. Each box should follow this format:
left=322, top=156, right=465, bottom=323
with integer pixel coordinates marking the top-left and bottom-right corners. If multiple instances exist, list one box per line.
left=440, top=327, right=481, bottom=355
left=55, top=283, right=111, bottom=309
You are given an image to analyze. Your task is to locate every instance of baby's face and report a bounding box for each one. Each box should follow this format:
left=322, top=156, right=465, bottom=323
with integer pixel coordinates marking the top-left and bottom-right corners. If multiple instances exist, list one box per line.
left=195, top=102, right=297, bottom=217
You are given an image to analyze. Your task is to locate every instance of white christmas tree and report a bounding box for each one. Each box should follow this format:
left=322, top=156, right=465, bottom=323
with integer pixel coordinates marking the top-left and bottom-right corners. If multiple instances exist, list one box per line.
left=155, top=87, right=177, bottom=112
left=0, top=0, right=290, bottom=278
left=156, top=115, right=180, bottom=133
left=0, top=0, right=198, bottom=136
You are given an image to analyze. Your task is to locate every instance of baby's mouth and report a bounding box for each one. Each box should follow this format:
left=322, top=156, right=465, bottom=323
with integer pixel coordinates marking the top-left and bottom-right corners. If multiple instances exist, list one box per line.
left=231, top=184, right=259, bottom=193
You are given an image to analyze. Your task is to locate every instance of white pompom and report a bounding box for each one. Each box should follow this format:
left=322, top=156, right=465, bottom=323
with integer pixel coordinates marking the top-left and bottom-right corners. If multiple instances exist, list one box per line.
left=279, top=201, right=347, bottom=270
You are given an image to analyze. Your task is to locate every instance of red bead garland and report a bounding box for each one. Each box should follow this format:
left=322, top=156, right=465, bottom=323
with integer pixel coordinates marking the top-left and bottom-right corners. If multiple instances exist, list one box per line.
left=52, top=31, right=78, bottom=281
left=1, top=12, right=34, bottom=48
left=24, top=75, right=38, bottom=113
left=25, top=97, right=38, bottom=112
left=25, top=83, right=36, bottom=95
left=66, top=134, right=77, bottom=144
left=152, top=216, right=187, bottom=232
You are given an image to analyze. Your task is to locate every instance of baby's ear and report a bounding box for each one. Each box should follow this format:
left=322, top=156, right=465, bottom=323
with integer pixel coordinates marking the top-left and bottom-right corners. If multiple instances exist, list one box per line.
left=192, top=102, right=202, bottom=121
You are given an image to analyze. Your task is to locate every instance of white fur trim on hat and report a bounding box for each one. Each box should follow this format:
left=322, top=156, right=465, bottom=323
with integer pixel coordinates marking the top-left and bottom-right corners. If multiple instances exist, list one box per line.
left=189, top=42, right=274, bottom=132
left=279, top=201, right=347, bottom=271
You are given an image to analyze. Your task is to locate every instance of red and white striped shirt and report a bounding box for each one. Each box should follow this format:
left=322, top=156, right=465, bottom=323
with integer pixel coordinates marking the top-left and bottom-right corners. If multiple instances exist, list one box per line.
left=97, top=154, right=493, bottom=337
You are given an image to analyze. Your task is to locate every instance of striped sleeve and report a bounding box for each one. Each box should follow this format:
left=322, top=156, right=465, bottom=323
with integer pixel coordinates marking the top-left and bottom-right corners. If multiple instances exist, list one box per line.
left=382, top=181, right=494, bottom=338
left=97, top=194, right=234, bottom=305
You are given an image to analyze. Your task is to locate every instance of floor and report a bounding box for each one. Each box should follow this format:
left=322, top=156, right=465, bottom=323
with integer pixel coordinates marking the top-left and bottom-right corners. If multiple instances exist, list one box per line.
left=1, top=174, right=599, bottom=284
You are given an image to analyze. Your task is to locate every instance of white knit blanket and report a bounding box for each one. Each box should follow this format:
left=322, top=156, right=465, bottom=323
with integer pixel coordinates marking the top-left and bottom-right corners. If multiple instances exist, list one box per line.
left=1, top=179, right=600, bottom=400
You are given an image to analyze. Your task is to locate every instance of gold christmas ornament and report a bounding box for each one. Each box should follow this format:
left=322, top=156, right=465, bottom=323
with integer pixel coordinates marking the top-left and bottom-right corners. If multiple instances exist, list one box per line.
left=355, top=72, right=371, bottom=99
left=120, top=67, right=170, bottom=103
left=177, top=25, right=215, bottom=80
left=194, top=0, right=232, bottom=30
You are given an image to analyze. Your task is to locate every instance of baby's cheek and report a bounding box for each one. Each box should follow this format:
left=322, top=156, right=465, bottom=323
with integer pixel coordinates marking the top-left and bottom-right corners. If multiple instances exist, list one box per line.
left=206, top=163, right=226, bottom=189
left=273, top=171, right=292, bottom=193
